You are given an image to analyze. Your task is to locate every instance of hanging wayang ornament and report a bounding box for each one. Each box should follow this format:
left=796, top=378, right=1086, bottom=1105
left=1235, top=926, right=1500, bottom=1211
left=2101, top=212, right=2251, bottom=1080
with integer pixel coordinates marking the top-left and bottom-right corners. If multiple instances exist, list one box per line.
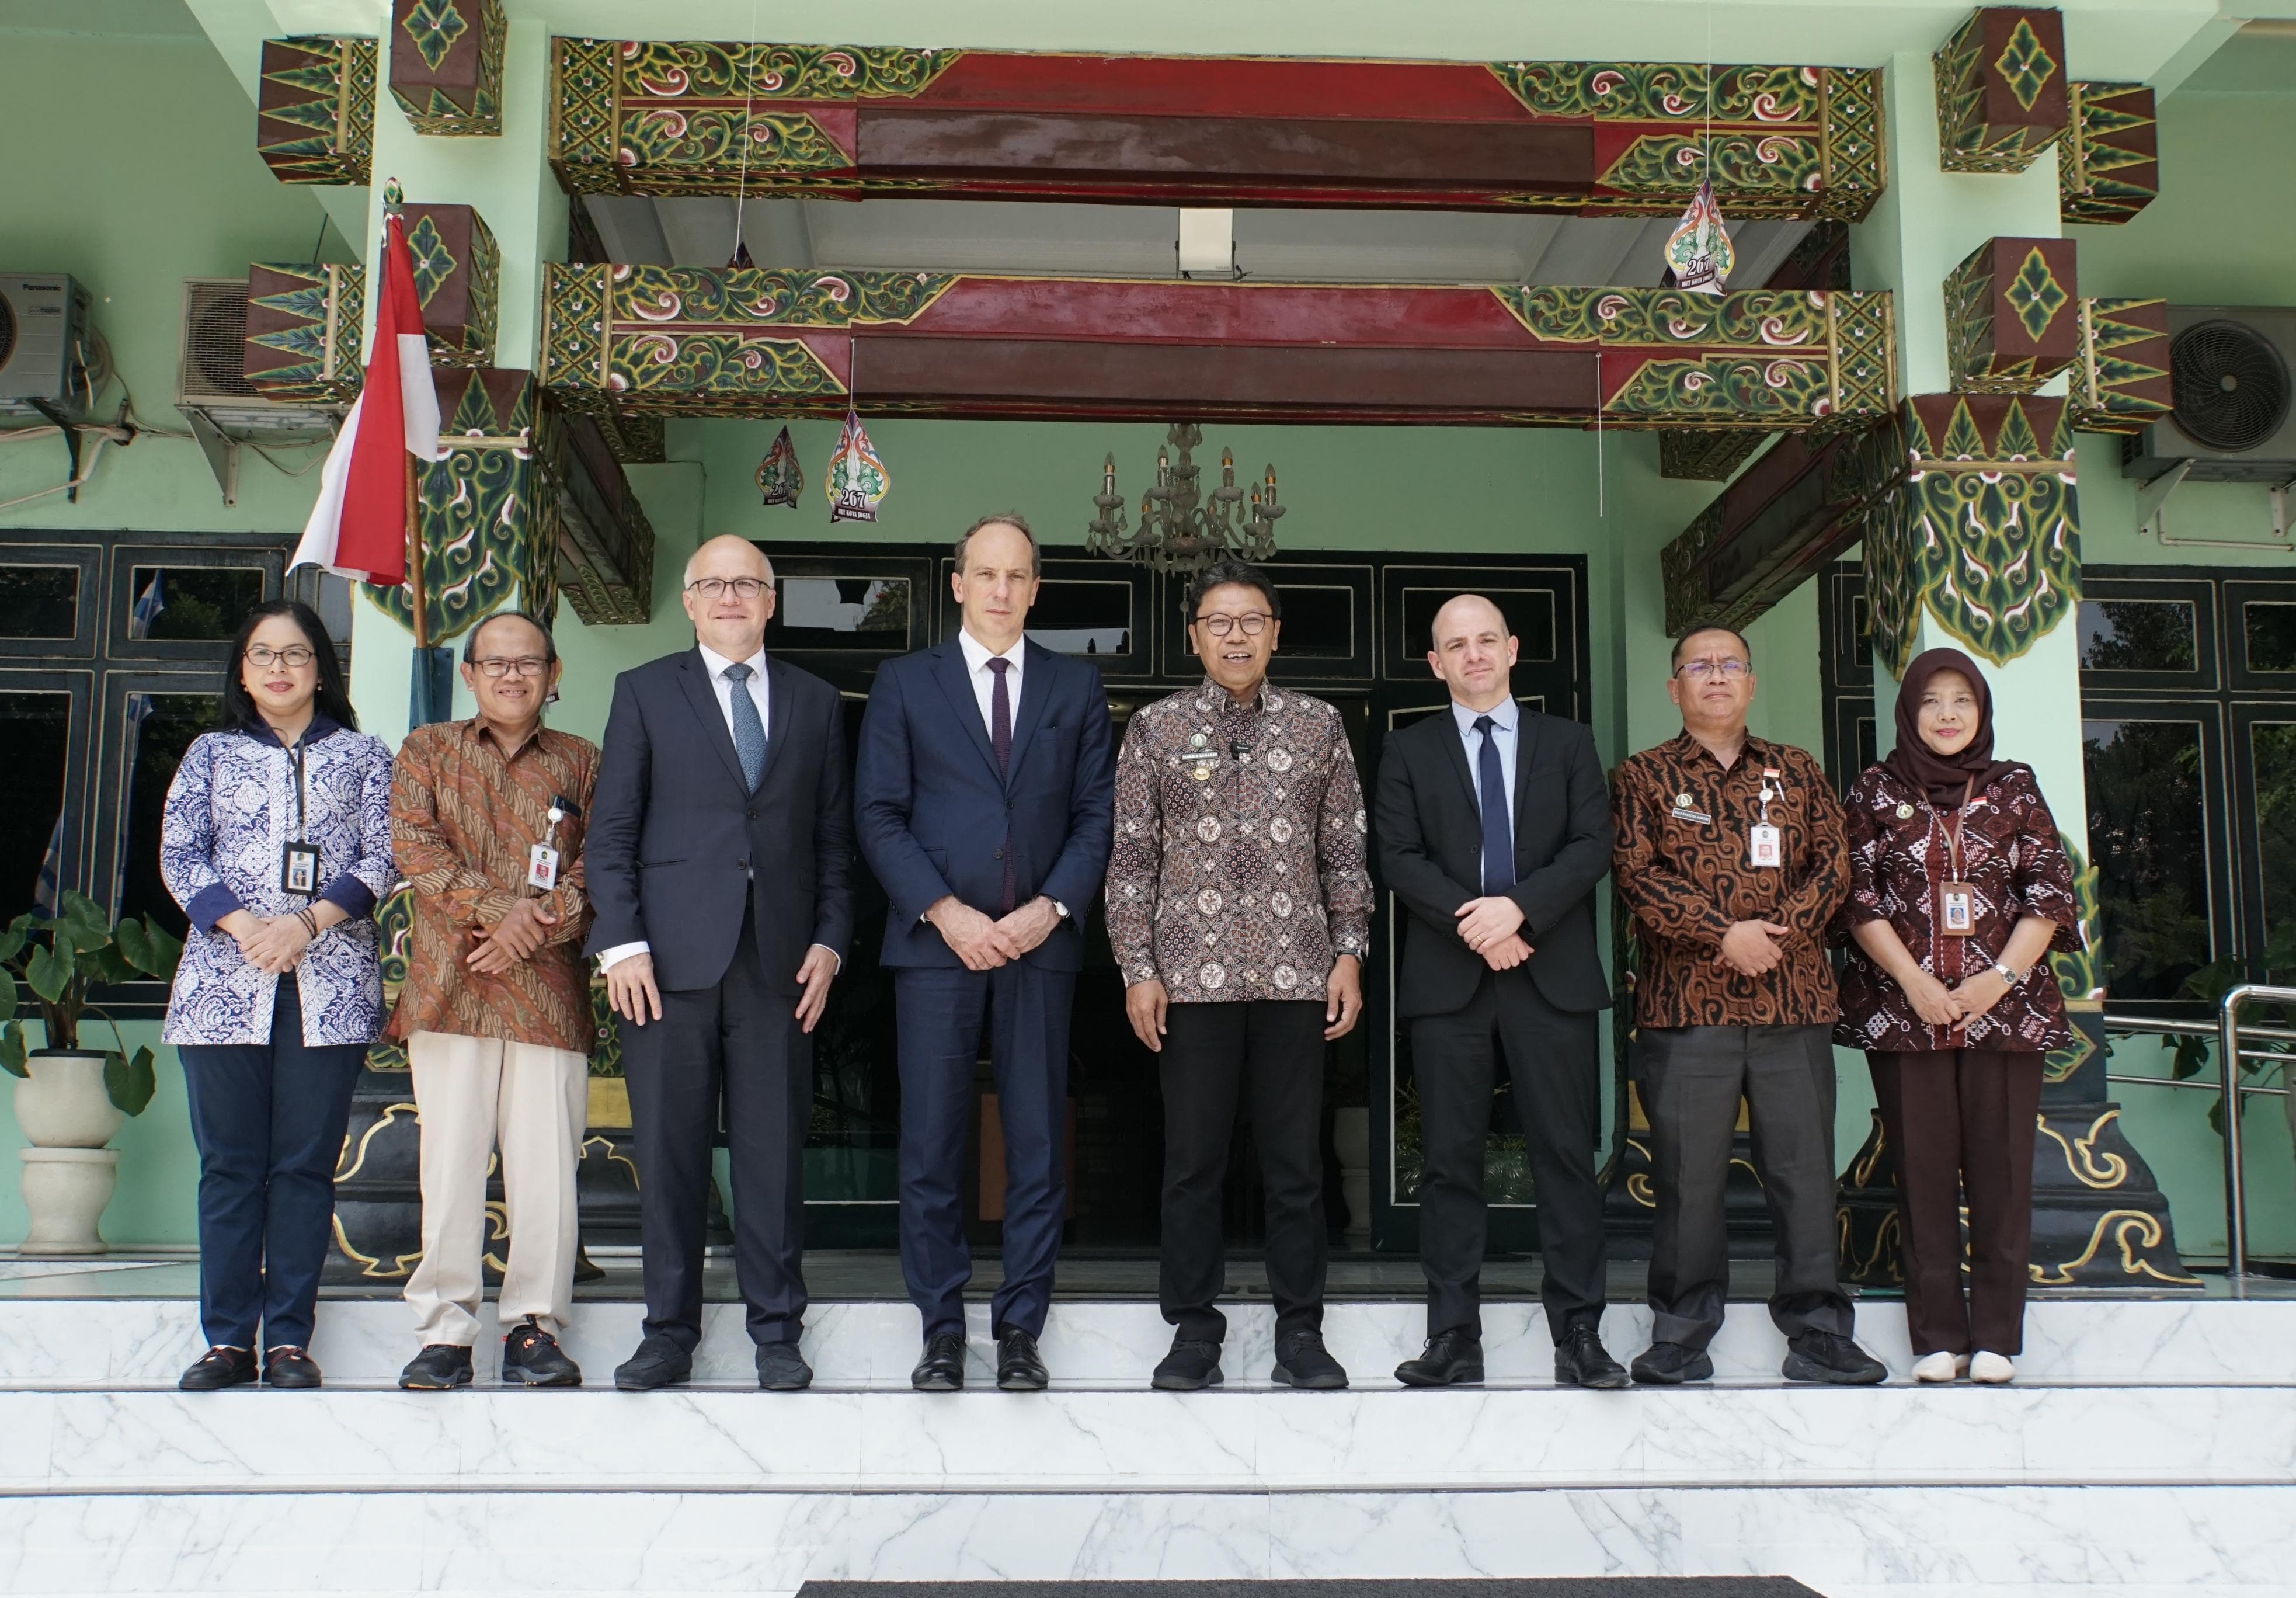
left=1664, top=178, right=1734, bottom=296
left=756, top=426, right=803, bottom=507
left=826, top=408, right=889, bottom=523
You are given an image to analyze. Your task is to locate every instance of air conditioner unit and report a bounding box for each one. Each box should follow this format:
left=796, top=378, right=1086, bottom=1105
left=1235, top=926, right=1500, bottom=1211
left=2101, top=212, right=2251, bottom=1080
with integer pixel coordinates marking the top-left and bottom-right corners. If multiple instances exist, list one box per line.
left=0, top=273, right=92, bottom=418
left=2123, top=305, right=2296, bottom=485
left=176, top=277, right=343, bottom=505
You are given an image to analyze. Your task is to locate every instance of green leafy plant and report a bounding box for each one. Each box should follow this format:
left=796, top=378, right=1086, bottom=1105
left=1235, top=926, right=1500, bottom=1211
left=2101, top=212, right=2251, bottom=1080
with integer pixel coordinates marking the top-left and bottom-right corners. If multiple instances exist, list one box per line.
left=0, top=891, right=184, bottom=1116
left=2160, top=922, right=2296, bottom=1133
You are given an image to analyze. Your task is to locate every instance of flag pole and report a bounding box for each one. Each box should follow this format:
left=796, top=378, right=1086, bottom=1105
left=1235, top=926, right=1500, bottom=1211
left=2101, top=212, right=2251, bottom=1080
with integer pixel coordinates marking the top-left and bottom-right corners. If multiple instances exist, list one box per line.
left=406, top=450, right=427, bottom=652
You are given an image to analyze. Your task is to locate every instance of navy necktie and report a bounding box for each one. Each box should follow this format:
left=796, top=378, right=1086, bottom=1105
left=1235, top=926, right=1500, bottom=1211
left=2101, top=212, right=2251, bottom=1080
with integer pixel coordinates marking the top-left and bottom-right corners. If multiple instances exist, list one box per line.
left=989, top=656, right=1015, bottom=913
left=723, top=662, right=766, bottom=791
left=1474, top=713, right=1512, bottom=896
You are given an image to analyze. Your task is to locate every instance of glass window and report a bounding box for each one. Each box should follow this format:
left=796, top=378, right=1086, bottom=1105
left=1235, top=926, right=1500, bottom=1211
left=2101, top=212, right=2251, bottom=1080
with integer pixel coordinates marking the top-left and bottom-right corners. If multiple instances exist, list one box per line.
left=1269, top=585, right=1355, bottom=658
left=2082, top=718, right=2213, bottom=1002
left=0, top=567, right=79, bottom=640
left=2252, top=721, right=2296, bottom=982
left=1849, top=592, right=1873, bottom=669
left=115, top=694, right=221, bottom=937
left=0, top=693, right=71, bottom=926
left=126, top=568, right=265, bottom=642
left=1027, top=578, right=1132, bottom=658
left=2244, top=601, right=2296, bottom=673
left=771, top=576, right=910, bottom=651
left=1856, top=715, right=1878, bottom=774
left=1401, top=587, right=1557, bottom=663
left=2081, top=599, right=2198, bottom=672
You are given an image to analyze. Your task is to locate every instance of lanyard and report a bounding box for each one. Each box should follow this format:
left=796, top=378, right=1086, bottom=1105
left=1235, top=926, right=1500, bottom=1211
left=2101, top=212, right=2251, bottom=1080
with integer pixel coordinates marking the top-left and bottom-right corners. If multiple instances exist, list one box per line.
left=285, top=737, right=309, bottom=843
left=1926, top=777, right=1975, bottom=878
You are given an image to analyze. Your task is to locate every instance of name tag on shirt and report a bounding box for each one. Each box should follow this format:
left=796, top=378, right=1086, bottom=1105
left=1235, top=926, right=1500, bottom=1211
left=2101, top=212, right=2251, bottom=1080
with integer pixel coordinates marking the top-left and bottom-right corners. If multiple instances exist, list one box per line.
left=1670, top=805, right=1711, bottom=825
left=527, top=843, right=561, bottom=892
left=1748, top=824, right=1782, bottom=868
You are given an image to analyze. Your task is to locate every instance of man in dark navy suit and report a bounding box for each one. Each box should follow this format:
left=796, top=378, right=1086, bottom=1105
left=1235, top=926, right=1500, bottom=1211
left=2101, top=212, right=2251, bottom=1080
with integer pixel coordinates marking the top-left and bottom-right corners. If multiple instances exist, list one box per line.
left=855, top=513, right=1115, bottom=1391
left=586, top=534, right=855, bottom=1394
left=1374, top=593, right=1623, bottom=1391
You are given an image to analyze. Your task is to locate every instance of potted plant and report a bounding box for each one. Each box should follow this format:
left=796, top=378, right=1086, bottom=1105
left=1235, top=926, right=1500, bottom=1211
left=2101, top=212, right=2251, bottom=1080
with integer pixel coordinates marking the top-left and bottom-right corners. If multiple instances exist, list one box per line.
left=0, top=891, right=183, bottom=1255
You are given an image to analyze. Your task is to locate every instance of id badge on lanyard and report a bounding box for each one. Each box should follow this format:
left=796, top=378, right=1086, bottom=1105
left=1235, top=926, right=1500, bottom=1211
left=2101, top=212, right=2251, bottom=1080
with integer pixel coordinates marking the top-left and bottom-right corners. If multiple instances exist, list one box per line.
left=527, top=803, right=567, bottom=891
left=1937, top=778, right=1977, bottom=937
left=1748, top=769, right=1783, bottom=869
left=278, top=742, right=318, bottom=894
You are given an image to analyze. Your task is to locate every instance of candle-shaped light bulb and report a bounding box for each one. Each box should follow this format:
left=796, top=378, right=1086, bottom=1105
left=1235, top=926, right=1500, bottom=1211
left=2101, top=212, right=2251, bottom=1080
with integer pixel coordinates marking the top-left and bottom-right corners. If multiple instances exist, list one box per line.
left=1157, top=447, right=1170, bottom=485
left=1102, top=453, right=1116, bottom=495
left=1222, top=447, right=1235, bottom=488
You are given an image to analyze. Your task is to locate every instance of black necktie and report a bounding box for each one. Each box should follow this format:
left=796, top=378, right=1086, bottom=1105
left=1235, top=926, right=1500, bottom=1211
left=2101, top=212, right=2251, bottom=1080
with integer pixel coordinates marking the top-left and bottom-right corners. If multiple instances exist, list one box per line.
left=1474, top=714, right=1512, bottom=896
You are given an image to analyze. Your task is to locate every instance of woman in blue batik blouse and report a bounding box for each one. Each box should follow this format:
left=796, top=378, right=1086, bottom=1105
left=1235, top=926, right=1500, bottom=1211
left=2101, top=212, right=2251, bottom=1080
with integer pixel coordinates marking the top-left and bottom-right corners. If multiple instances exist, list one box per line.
left=160, top=600, right=395, bottom=1392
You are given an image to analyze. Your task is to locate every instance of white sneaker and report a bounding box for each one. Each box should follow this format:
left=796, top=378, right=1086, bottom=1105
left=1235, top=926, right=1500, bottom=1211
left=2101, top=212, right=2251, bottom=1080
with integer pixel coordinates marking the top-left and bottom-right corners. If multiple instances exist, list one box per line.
left=1911, top=1350, right=1968, bottom=1383
left=1969, top=1351, right=2016, bottom=1384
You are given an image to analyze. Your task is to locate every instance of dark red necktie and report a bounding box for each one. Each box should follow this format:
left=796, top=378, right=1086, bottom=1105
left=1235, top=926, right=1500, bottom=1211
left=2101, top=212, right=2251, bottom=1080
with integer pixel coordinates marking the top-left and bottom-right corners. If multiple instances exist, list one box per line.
left=990, top=656, right=1015, bottom=913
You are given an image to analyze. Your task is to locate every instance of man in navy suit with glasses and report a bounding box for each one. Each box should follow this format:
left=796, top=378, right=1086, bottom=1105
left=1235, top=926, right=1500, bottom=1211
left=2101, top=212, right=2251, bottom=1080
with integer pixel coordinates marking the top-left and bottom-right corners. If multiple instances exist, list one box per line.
left=855, top=512, right=1115, bottom=1392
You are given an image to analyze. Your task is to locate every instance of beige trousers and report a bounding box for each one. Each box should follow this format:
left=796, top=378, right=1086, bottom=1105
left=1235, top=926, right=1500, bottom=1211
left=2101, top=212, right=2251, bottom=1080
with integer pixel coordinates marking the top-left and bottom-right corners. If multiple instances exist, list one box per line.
left=403, top=1030, right=589, bottom=1347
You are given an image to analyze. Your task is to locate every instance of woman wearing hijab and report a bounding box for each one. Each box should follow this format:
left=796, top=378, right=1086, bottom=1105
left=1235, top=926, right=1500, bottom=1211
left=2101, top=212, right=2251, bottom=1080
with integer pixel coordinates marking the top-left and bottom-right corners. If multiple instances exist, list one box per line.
left=1835, top=647, right=2083, bottom=1386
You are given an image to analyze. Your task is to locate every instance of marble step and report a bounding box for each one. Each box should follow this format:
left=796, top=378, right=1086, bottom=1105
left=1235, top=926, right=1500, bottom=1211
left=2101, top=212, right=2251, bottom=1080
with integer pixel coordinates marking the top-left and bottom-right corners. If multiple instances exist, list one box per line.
left=4, top=1381, right=2292, bottom=1495
left=2, top=1294, right=2292, bottom=1390
left=4, top=1483, right=2292, bottom=1598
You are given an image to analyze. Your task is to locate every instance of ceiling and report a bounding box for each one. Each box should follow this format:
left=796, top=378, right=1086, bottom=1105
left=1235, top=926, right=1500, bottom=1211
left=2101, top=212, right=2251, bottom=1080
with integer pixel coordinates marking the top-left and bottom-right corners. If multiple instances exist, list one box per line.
left=583, top=195, right=1816, bottom=289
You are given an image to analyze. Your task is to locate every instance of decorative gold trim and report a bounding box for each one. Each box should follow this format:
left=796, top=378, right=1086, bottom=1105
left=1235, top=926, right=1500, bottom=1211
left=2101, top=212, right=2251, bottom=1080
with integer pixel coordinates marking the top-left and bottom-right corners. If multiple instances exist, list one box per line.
left=2030, top=1209, right=2204, bottom=1286
left=333, top=1101, right=418, bottom=1183
left=2036, top=1107, right=2132, bottom=1189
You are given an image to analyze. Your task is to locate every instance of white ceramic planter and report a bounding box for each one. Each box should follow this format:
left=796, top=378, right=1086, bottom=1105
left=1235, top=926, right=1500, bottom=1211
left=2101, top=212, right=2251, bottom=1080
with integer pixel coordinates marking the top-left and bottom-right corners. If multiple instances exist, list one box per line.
left=1333, top=1105, right=1372, bottom=1246
left=13, top=1050, right=123, bottom=1257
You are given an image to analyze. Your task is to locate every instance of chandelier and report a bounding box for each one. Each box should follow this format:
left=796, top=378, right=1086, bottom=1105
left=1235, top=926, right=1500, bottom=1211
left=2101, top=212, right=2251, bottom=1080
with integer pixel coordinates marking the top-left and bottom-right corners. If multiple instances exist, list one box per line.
left=1087, top=422, right=1283, bottom=574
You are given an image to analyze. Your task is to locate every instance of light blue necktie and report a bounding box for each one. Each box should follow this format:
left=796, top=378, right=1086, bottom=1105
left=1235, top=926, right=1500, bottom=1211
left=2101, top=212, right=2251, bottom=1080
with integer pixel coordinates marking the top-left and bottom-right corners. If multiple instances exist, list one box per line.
left=1474, top=714, right=1512, bottom=896
left=723, top=662, right=766, bottom=791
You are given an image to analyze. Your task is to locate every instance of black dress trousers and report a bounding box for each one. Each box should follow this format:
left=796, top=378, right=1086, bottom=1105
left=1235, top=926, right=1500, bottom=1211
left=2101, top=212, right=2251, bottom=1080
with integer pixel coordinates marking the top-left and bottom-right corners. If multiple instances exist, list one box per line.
left=1411, top=967, right=1605, bottom=1341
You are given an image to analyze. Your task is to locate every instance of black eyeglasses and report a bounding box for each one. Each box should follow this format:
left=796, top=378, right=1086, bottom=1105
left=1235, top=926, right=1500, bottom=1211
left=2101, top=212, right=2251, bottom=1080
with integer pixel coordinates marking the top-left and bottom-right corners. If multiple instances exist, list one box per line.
left=470, top=657, right=550, bottom=679
left=244, top=645, right=317, bottom=669
left=687, top=576, right=769, bottom=600
left=1194, top=612, right=1272, bottom=638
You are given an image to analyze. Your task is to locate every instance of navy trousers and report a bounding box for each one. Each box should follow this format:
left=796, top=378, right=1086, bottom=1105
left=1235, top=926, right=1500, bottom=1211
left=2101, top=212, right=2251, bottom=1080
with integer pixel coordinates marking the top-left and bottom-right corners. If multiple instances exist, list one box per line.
left=895, top=962, right=1075, bottom=1340
left=176, top=976, right=367, bottom=1353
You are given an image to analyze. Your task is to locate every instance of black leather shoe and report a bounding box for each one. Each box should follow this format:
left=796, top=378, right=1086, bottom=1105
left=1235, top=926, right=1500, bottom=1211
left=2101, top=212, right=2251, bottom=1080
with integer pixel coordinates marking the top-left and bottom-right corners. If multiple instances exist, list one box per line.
left=911, top=1330, right=966, bottom=1392
left=755, top=1340, right=813, bottom=1391
left=502, top=1322, right=581, bottom=1388
left=1629, top=1340, right=1715, bottom=1385
left=996, top=1326, right=1049, bottom=1392
left=1271, top=1329, right=1348, bottom=1390
left=613, top=1335, right=693, bottom=1392
left=1151, top=1336, right=1223, bottom=1391
left=178, top=1346, right=256, bottom=1392
left=1554, top=1322, right=1630, bottom=1390
left=262, top=1346, right=322, bottom=1389
left=1395, top=1329, right=1484, bottom=1387
left=1783, top=1329, right=1888, bottom=1385
left=399, top=1344, right=474, bottom=1390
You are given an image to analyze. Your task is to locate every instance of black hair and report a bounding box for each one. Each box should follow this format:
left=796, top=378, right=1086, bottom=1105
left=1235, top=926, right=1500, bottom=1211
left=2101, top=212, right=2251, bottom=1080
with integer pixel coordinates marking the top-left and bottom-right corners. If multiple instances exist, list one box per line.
left=1671, top=624, right=1754, bottom=671
left=954, top=511, right=1041, bottom=578
left=1186, top=557, right=1282, bottom=625
left=461, top=608, right=558, bottom=668
left=220, top=599, right=358, bottom=734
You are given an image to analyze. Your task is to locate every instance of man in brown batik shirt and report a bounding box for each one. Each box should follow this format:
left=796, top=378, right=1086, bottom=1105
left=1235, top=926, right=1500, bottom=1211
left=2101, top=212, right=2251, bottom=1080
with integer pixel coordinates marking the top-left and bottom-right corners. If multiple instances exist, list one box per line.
left=1106, top=558, right=1372, bottom=1395
left=1610, top=624, right=1883, bottom=1388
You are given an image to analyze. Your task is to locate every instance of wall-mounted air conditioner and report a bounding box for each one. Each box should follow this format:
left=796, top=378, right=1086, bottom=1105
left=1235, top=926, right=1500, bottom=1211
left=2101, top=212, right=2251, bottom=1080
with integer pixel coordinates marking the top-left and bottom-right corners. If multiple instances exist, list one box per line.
left=2124, top=306, right=2296, bottom=485
left=176, top=277, right=343, bottom=505
left=0, top=273, right=93, bottom=419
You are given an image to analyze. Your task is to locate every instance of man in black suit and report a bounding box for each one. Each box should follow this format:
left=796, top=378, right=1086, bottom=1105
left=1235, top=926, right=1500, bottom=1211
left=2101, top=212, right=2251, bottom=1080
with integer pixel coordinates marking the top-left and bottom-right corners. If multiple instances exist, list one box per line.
left=586, top=534, right=855, bottom=1393
left=855, top=513, right=1114, bottom=1393
left=1373, top=593, right=1624, bottom=1389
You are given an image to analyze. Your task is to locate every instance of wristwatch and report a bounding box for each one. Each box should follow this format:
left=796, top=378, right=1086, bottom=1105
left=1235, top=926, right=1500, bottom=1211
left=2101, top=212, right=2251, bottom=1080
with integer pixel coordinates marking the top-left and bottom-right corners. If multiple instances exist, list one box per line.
left=1991, top=958, right=2023, bottom=985
left=1052, top=899, right=1071, bottom=920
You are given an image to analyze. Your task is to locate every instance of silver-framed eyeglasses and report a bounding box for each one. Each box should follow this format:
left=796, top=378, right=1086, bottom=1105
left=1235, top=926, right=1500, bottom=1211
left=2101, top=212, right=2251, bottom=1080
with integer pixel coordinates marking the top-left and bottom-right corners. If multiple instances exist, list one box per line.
left=471, top=656, right=550, bottom=679
left=244, top=645, right=317, bottom=669
left=1195, top=612, right=1272, bottom=638
left=1675, top=657, right=1751, bottom=682
left=687, top=576, right=770, bottom=600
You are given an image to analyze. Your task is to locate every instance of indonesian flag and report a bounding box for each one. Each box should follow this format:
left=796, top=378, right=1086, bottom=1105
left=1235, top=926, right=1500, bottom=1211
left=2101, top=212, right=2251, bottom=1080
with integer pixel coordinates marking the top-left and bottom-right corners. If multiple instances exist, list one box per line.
left=289, top=210, right=440, bottom=584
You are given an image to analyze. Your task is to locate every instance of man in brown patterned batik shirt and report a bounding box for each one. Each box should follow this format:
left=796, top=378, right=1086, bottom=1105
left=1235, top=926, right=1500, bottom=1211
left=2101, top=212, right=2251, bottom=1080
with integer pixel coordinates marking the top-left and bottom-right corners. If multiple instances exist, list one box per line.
left=1107, top=558, right=1372, bottom=1394
left=1610, top=624, right=1883, bottom=1388
left=388, top=611, right=599, bottom=1392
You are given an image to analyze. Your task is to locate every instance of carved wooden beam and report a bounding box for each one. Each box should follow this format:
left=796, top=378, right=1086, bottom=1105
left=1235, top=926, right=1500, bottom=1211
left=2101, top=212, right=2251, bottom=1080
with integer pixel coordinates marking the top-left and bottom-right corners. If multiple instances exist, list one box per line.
left=258, top=36, right=377, bottom=185
left=399, top=203, right=500, bottom=368
left=391, top=0, right=506, bottom=137
left=549, top=43, right=1884, bottom=221
left=1944, top=235, right=2078, bottom=394
left=2061, top=82, right=2159, bottom=225
left=1934, top=7, right=2068, bottom=174
left=2073, top=297, right=2171, bottom=433
left=245, top=261, right=364, bottom=400
left=539, top=265, right=1894, bottom=429
left=539, top=397, right=656, bottom=626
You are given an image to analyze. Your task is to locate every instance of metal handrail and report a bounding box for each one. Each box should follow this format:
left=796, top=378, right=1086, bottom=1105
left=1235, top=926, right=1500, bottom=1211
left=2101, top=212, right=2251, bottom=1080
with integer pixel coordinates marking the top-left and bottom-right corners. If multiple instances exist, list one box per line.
left=2102, top=996, right=2296, bottom=1279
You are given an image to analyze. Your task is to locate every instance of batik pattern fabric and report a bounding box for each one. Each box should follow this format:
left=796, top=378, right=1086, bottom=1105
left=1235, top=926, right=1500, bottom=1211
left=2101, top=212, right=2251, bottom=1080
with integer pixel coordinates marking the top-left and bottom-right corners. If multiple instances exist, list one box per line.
left=159, top=720, right=396, bottom=1047
left=386, top=718, right=600, bottom=1052
left=1833, top=763, right=2082, bottom=1054
left=1610, top=731, right=1849, bottom=1028
left=1105, top=678, right=1372, bottom=1005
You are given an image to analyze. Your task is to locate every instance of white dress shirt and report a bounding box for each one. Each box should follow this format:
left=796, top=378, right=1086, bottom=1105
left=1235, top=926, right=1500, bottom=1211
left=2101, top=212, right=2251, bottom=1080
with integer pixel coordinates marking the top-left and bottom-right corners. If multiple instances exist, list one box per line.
left=1450, top=693, right=1519, bottom=820
left=956, top=627, right=1024, bottom=734
left=600, top=641, right=836, bottom=975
